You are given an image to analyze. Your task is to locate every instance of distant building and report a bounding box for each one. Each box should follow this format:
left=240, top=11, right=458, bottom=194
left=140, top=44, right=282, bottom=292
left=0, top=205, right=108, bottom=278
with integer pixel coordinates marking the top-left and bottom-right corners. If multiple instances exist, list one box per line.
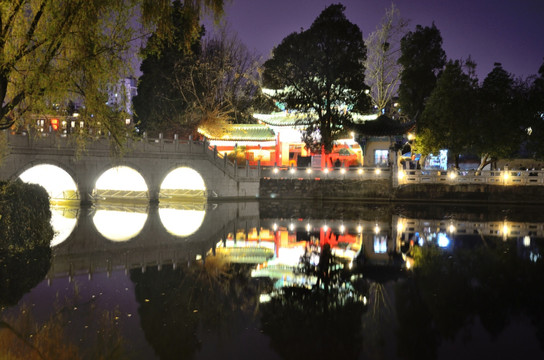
left=106, top=77, right=138, bottom=117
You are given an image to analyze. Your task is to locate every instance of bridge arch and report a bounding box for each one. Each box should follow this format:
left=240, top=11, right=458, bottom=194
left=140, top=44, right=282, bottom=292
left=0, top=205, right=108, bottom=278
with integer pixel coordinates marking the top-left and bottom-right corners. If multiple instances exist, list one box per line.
left=93, top=164, right=149, bottom=203
left=159, top=166, right=207, bottom=201
left=17, top=162, right=79, bottom=202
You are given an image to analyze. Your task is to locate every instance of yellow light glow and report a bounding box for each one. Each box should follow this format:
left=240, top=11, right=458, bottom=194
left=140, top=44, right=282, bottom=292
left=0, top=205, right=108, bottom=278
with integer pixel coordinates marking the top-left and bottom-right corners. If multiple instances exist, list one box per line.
left=503, top=172, right=509, bottom=181
left=306, top=223, right=311, bottom=232
left=161, top=167, right=206, bottom=191
left=375, top=168, right=381, bottom=175
left=273, top=167, right=279, bottom=174
left=19, top=164, right=78, bottom=200
left=323, top=225, right=329, bottom=232
left=93, top=209, right=147, bottom=241
left=289, top=223, right=295, bottom=231
left=397, top=222, right=404, bottom=232
left=449, top=224, right=455, bottom=233
left=502, top=223, right=509, bottom=236
left=358, top=168, right=363, bottom=175
left=374, top=224, right=380, bottom=234
left=398, top=170, right=405, bottom=180
left=407, top=133, right=415, bottom=141
left=449, top=172, right=457, bottom=179
left=290, top=168, right=296, bottom=174
left=273, top=223, right=278, bottom=231
left=96, top=166, right=147, bottom=191
left=340, top=224, right=345, bottom=233
left=523, top=235, right=531, bottom=247
left=159, top=207, right=206, bottom=237
left=357, top=225, right=363, bottom=233
left=306, top=168, right=312, bottom=173
left=324, top=168, right=329, bottom=174
left=50, top=207, right=78, bottom=247
left=340, top=168, right=346, bottom=174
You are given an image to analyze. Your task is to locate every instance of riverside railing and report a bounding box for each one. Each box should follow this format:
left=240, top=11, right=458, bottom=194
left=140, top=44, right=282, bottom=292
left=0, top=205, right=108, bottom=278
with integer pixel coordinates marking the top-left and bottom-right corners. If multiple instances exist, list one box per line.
left=261, top=165, right=392, bottom=181
left=397, top=168, right=544, bottom=186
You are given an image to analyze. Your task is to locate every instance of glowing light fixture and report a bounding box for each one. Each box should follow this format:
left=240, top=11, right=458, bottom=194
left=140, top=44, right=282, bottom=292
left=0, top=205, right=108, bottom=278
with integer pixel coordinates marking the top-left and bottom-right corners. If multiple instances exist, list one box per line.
left=340, top=224, right=345, bottom=233
left=306, top=168, right=312, bottom=174
left=358, top=168, right=363, bottom=175
left=374, top=224, right=380, bottom=234
left=398, top=170, right=405, bottom=180
left=449, top=172, right=457, bottom=180
left=357, top=225, right=363, bottom=233
left=523, top=235, right=531, bottom=247
left=375, top=168, right=381, bottom=175
left=273, top=167, right=279, bottom=174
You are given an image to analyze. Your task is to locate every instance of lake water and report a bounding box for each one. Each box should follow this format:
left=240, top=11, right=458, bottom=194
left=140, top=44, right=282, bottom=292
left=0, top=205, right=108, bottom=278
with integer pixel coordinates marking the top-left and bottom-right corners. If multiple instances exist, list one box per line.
left=1, top=200, right=544, bottom=359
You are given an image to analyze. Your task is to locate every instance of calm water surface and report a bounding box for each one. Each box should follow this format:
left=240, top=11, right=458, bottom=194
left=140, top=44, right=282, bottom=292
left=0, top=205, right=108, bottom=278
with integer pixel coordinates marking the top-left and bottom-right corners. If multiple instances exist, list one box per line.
left=1, top=200, right=544, bottom=359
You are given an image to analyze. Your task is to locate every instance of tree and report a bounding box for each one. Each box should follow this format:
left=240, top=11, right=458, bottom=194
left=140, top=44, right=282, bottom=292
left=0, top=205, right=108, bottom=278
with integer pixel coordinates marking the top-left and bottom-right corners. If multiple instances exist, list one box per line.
left=262, top=4, right=370, bottom=153
left=364, top=4, right=409, bottom=116
left=174, top=30, right=262, bottom=136
left=133, top=0, right=203, bottom=136
left=0, top=0, right=224, bottom=147
left=525, top=59, right=544, bottom=158
left=398, top=23, right=446, bottom=121
left=474, top=63, right=528, bottom=170
left=415, top=60, right=478, bottom=168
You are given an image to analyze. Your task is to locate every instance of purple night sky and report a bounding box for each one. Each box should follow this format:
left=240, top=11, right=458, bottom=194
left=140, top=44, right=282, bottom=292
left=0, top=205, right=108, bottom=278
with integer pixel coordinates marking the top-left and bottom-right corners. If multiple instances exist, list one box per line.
left=209, top=0, right=544, bottom=81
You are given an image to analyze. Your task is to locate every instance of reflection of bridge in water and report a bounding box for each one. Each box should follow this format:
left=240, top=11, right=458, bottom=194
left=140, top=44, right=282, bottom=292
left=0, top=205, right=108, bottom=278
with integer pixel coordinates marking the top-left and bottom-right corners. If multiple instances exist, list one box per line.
left=47, top=202, right=261, bottom=282
left=47, top=202, right=544, bottom=283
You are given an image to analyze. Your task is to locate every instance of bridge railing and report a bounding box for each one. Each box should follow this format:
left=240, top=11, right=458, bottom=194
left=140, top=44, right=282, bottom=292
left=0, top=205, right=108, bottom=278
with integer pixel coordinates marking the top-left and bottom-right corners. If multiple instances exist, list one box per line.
left=5, top=131, right=262, bottom=181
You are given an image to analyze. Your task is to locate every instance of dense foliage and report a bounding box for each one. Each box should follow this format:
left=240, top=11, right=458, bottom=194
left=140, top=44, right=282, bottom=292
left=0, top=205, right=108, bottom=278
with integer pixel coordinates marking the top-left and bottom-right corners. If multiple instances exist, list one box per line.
left=398, top=23, right=446, bottom=121
left=0, top=0, right=224, bottom=149
left=0, top=180, right=53, bottom=307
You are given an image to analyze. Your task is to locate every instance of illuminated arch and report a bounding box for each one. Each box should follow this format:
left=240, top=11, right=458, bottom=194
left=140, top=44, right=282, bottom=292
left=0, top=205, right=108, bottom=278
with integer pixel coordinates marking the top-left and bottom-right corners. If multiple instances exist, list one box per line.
left=95, top=166, right=147, bottom=191
left=18, top=164, right=78, bottom=201
left=160, top=166, right=207, bottom=201
left=94, top=166, right=148, bottom=201
left=159, top=205, right=206, bottom=237
left=93, top=207, right=148, bottom=242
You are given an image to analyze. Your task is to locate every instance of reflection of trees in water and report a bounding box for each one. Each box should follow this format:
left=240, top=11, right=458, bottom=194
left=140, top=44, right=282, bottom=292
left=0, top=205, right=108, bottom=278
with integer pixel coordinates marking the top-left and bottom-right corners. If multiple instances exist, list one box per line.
left=260, top=244, right=367, bottom=360
left=260, top=286, right=366, bottom=360
left=0, top=289, right=125, bottom=359
left=396, top=238, right=544, bottom=358
left=130, top=256, right=271, bottom=360
left=0, top=180, right=54, bottom=307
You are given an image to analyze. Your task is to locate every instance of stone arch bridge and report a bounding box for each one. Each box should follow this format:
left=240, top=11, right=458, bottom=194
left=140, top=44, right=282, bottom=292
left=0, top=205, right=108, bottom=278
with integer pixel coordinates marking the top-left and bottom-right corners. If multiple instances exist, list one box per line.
left=0, top=132, right=260, bottom=204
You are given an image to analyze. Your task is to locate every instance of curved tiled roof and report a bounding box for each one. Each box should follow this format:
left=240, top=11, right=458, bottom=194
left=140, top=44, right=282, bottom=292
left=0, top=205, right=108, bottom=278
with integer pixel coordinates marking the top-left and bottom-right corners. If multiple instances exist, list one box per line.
left=199, top=124, right=275, bottom=141
left=349, top=115, right=415, bottom=136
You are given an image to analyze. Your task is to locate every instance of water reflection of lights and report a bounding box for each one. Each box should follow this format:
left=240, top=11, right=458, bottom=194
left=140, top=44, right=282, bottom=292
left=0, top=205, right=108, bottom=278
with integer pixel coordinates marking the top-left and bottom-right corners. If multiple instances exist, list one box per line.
left=437, top=233, right=450, bottom=248
left=50, top=206, right=78, bottom=246
left=19, top=164, right=78, bottom=200
left=158, top=205, right=206, bottom=237
left=93, top=207, right=148, bottom=241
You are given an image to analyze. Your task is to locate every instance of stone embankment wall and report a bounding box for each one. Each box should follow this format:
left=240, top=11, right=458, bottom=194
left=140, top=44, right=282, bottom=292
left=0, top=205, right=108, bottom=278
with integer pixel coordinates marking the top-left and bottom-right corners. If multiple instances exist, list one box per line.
left=260, top=179, right=544, bottom=204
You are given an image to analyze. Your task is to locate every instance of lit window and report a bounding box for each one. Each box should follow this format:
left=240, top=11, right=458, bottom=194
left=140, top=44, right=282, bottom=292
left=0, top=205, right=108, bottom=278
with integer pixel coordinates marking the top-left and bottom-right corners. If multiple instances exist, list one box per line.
left=374, top=150, right=389, bottom=166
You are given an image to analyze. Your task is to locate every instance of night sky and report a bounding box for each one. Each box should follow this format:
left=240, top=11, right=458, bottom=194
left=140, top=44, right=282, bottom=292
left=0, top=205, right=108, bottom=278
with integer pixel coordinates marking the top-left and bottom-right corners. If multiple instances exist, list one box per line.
left=207, top=0, right=544, bottom=80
